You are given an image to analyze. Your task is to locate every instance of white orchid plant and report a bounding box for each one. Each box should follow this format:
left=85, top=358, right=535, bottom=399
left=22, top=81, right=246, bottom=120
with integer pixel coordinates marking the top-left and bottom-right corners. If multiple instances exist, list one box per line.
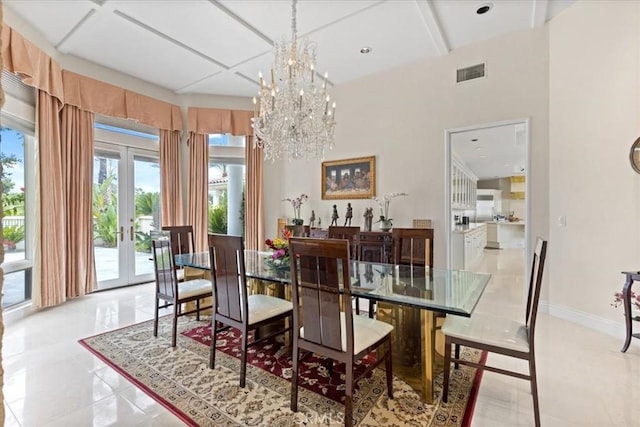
left=283, top=193, right=308, bottom=221
left=372, top=192, right=408, bottom=225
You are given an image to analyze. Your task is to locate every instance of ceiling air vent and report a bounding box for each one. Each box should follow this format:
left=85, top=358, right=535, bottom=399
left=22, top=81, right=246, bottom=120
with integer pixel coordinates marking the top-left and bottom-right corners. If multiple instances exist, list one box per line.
left=456, top=63, right=486, bottom=83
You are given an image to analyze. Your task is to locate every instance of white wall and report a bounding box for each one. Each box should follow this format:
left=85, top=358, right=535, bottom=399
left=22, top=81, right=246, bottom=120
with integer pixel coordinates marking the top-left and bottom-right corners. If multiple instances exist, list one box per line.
left=263, top=27, right=550, bottom=270
left=549, top=1, right=640, bottom=324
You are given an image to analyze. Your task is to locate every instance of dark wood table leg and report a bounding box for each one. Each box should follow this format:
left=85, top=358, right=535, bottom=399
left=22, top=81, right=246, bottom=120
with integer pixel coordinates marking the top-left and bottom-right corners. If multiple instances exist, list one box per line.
left=621, top=274, right=634, bottom=352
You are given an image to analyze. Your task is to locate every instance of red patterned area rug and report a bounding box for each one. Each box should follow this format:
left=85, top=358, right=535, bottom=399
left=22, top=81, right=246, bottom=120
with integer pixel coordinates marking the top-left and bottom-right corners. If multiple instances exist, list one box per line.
left=79, top=316, right=486, bottom=426
left=183, top=323, right=379, bottom=404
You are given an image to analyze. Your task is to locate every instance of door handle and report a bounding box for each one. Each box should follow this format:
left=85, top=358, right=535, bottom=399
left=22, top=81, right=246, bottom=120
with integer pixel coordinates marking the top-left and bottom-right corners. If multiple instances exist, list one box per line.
left=130, top=226, right=134, bottom=241
left=119, top=226, right=124, bottom=242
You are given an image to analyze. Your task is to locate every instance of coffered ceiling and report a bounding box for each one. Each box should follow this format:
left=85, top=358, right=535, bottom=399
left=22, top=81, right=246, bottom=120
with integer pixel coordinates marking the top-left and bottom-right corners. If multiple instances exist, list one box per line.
left=4, top=0, right=575, bottom=98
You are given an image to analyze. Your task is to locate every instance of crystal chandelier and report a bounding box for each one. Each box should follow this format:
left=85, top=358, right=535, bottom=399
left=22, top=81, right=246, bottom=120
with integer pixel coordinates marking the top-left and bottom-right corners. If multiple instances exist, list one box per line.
left=252, top=0, right=336, bottom=161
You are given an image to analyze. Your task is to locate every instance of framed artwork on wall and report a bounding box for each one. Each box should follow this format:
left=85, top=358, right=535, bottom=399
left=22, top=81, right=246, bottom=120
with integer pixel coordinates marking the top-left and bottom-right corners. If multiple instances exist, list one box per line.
left=321, top=156, right=376, bottom=200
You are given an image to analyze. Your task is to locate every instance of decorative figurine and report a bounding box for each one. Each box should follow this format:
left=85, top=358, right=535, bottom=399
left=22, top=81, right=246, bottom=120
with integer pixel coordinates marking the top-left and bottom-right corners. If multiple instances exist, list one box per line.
left=364, top=207, right=374, bottom=231
left=318, top=217, right=322, bottom=227
left=344, top=203, right=353, bottom=226
left=331, top=204, right=339, bottom=226
left=309, top=210, right=316, bottom=227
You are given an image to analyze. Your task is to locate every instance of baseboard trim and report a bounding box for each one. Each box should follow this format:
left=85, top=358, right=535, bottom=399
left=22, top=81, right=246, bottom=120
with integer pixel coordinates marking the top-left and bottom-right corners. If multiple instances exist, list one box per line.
left=539, top=300, right=626, bottom=340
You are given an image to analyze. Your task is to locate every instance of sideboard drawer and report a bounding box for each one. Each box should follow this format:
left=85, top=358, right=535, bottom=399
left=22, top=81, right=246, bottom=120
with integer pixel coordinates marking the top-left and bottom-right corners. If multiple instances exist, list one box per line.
left=359, top=231, right=392, bottom=263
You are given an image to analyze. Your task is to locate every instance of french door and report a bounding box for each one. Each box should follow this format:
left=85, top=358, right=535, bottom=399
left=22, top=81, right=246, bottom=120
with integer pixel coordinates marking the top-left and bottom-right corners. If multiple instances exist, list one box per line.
left=93, top=143, right=161, bottom=289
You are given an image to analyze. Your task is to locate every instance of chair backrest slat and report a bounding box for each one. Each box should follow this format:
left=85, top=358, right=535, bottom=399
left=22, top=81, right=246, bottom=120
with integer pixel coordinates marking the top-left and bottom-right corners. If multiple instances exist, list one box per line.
left=152, top=240, right=178, bottom=299
left=208, top=234, right=247, bottom=323
left=526, top=238, right=548, bottom=342
left=290, top=238, right=352, bottom=353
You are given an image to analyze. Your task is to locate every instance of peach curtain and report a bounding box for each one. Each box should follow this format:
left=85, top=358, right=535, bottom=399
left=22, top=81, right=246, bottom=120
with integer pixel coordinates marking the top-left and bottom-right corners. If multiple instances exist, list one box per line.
left=245, top=136, right=264, bottom=251
left=160, top=129, right=184, bottom=226
left=60, top=104, right=97, bottom=298
left=36, top=90, right=66, bottom=307
left=186, top=133, right=209, bottom=251
left=186, top=108, right=256, bottom=249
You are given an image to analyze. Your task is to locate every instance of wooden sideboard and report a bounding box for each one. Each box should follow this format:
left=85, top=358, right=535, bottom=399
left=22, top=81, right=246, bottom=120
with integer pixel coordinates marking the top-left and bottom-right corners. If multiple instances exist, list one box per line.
left=308, top=228, right=393, bottom=263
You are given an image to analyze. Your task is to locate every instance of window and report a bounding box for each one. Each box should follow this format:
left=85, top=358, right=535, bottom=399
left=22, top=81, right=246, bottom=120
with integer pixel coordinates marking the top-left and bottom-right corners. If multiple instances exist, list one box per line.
left=1, top=70, right=36, bottom=308
left=208, top=135, right=245, bottom=237
left=209, top=133, right=245, bottom=147
left=1, top=123, right=35, bottom=308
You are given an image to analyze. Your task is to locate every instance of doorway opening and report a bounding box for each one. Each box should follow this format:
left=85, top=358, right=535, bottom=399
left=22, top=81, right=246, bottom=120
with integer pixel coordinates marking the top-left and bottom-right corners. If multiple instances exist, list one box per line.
left=445, top=119, right=530, bottom=276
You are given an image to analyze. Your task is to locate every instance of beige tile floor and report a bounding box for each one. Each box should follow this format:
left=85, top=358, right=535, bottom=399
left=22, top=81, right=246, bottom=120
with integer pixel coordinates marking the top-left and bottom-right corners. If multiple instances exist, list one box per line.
left=2, top=248, right=639, bottom=426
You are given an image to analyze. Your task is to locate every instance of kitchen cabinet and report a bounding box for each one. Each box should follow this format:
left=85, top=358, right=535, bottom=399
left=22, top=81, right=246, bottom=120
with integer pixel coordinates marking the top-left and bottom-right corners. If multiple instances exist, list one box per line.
left=451, top=223, right=487, bottom=270
left=451, top=158, right=478, bottom=210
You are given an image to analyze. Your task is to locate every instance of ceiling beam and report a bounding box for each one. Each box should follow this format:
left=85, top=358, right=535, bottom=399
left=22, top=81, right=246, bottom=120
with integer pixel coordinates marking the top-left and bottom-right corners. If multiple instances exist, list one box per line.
left=531, top=0, right=549, bottom=28
left=415, top=0, right=449, bottom=56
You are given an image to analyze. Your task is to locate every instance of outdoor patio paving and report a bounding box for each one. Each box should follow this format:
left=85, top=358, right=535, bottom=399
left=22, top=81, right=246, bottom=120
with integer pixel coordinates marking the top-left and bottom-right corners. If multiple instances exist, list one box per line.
left=2, top=247, right=154, bottom=308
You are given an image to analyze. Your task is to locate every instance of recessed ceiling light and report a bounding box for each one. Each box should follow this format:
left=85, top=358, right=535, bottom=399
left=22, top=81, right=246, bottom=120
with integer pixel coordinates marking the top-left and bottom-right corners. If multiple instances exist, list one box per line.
left=476, top=3, right=492, bottom=15
left=360, top=47, right=372, bottom=54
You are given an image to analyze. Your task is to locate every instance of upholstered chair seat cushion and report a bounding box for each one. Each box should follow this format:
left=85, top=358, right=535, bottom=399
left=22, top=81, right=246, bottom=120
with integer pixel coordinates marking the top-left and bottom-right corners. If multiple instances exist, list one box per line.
left=177, top=279, right=211, bottom=299
left=301, top=312, right=393, bottom=354
left=247, top=294, right=293, bottom=325
left=442, top=313, right=529, bottom=353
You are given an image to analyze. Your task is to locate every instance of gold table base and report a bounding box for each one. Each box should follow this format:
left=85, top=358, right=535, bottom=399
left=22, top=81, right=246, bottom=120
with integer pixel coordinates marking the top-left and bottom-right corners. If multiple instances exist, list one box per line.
left=376, top=302, right=445, bottom=403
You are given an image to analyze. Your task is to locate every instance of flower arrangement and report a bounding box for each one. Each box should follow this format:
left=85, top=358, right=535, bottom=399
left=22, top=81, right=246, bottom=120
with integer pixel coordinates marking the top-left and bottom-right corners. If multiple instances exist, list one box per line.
left=264, top=229, right=292, bottom=272
left=612, top=290, right=640, bottom=311
left=283, top=193, right=308, bottom=225
left=372, top=192, right=408, bottom=225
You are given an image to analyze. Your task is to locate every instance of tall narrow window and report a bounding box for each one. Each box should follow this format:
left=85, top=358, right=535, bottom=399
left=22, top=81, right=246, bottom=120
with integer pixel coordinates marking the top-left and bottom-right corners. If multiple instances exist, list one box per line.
left=208, top=134, right=245, bottom=237
left=1, top=70, right=36, bottom=308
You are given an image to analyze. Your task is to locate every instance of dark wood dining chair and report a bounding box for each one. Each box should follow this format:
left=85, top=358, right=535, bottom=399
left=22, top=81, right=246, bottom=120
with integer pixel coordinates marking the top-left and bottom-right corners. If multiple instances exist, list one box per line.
left=392, top=227, right=434, bottom=268
left=442, top=237, right=548, bottom=427
left=327, top=226, right=361, bottom=259
left=288, top=238, right=393, bottom=427
left=208, top=233, right=293, bottom=388
left=328, top=226, right=363, bottom=314
left=162, top=225, right=205, bottom=281
left=151, top=239, right=212, bottom=347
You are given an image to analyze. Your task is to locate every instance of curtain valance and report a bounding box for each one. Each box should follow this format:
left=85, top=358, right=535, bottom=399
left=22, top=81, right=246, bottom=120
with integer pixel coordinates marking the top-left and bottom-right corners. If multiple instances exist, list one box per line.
left=1, top=24, right=64, bottom=103
left=187, top=107, right=252, bottom=136
left=63, top=71, right=183, bottom=131
left=2, top=24, right=183, bottom=131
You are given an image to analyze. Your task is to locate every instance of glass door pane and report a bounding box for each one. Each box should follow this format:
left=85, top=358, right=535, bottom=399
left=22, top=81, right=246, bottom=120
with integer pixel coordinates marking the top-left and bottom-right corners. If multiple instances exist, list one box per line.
left=132, top=153, right=161, bottom=278
left=93, top=150, right=122, bottom=285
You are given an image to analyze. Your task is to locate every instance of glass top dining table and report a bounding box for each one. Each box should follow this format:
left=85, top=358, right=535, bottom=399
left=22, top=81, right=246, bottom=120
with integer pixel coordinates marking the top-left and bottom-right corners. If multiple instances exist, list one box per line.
left=174, top=250, right=490, bottom=318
